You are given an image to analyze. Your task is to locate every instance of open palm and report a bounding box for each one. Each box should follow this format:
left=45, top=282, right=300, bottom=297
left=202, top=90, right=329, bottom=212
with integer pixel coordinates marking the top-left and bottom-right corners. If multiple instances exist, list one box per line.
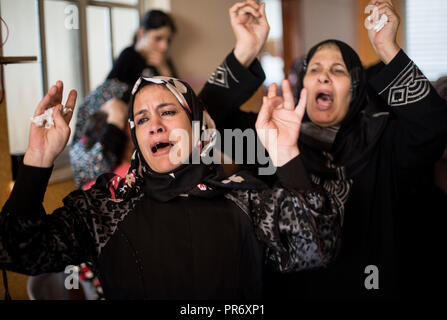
left=256, top=80, right=307, bottom=167
left=24, top=81, right=77, bottom=168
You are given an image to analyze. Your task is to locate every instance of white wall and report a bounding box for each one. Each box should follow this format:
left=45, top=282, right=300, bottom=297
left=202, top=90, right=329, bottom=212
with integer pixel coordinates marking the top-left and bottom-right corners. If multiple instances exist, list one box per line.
left=168, top=0, right=236, bottom=93
left=301, top=0, right=357, bottom=53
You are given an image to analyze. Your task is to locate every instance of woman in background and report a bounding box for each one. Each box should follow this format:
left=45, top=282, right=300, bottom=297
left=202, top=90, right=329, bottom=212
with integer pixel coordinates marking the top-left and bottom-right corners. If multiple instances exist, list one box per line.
left=70, top=10, right=177, bottom=188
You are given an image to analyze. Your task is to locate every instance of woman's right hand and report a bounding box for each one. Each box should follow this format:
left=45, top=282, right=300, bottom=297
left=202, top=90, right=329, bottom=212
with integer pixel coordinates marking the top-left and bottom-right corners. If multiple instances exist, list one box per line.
left=230, top=0, right=270, bottom=68
left=24, top=81, right=77, bottom=168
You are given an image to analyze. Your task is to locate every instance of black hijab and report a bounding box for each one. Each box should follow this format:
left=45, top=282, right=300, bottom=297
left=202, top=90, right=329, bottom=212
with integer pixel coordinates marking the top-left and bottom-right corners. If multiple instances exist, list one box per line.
left=297, top=39, right=388, bottom=180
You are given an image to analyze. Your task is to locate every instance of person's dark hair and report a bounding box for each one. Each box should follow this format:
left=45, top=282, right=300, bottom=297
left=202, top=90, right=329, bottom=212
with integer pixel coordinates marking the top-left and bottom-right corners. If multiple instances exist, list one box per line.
left=141, top=10, right=176, bottom=33
left=132, top=10, right=176, bottom=44
left=83, top=111, right=108, bottom=150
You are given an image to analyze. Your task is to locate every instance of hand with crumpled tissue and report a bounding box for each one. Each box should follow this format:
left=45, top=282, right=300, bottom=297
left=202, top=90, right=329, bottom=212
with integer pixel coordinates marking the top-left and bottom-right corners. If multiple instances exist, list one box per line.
left=24, top=81, right=77, bottom=168
left=364, top=4, right=388, bottom=32
left=365, top=1, right=401, bottom=65
left=31, top=106, right=72, bottom=129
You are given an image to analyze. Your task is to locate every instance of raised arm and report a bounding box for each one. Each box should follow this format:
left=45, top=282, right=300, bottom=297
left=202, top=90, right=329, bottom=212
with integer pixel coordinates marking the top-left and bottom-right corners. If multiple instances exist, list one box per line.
left=0, top=83, right=95, bottom=274
left=366, top=0, right=447, bottom=167
left=366, top=0, right=401, bottom=65
left=0, top=84, right=134, bottom=274
left=198, top=0, right=269, bottom=130
left=230, top=0, right=270, bottom=68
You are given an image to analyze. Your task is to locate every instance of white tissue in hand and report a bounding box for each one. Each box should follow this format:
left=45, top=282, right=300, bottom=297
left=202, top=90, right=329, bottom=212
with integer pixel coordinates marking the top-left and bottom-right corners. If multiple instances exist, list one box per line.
left=30, top=106, right=72, bottom=129
left=364, top=5, right=388, bottom=32
left=373, top=14, right=388, bottom=32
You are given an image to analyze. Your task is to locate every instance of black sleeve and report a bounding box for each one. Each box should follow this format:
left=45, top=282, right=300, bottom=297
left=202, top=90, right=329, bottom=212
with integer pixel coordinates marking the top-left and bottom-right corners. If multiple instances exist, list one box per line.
left=198, top=50, right=265, bottom=131
left=227, top=178, right=343, bottom=273
left=369, top=50, right=447, bottom=168
left=3, top=164, right=52, bottom=217
left=0, top=164, right=97, bottom=275
left=106, top=47, right=148, bottom=86
left=275, top=155, right=313, bottom=191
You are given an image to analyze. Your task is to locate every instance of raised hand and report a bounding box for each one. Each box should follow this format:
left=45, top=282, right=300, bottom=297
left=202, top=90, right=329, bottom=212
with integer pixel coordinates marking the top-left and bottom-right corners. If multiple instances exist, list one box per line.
left=367, top=0, right=401, bottom=64
left=230, top=0, right=270, bottom=68
left=255, top=80, right=307, bottom=167
left=24, top=81, right=77, bottom=168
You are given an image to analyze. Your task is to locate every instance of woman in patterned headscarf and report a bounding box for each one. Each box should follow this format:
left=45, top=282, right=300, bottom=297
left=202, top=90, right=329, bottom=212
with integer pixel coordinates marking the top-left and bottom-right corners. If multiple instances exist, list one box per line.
left=0, top=75, right=347, bottom=299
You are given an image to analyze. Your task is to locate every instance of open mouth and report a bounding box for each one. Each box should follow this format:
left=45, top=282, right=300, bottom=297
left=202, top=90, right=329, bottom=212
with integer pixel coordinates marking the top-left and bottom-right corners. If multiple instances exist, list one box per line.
left=315, top=91, right=334, bottom=110
left=151, top=141, right=175, bottom=154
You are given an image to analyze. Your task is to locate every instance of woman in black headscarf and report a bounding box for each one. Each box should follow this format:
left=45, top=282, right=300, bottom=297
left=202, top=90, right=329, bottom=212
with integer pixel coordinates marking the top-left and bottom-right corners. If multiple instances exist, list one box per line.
left=0, top=73, right=347, bottom=299
left=209, top=1, right=447, bottom=299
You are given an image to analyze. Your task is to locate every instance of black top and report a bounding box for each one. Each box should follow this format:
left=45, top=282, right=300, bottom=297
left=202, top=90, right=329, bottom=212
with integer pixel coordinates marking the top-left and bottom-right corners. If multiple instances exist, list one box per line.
left=1, top=51, right=346, bottom=300
left=97, top=195, right=263, bottom=299
left=0, top=155, right=344, bottom=299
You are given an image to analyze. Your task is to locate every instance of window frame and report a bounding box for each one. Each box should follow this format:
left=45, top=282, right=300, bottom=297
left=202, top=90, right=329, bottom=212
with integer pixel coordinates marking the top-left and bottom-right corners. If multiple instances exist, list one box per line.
left=38, top=0, right=144, bottom=97
left=0, top=0, right=144, bottom=182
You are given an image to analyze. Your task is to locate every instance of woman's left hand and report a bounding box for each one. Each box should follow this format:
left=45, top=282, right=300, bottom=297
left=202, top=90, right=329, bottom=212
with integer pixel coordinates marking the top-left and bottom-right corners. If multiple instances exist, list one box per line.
left=367, top=0, right=401, bottom=64
left=255, top=80, right=307, bottom=167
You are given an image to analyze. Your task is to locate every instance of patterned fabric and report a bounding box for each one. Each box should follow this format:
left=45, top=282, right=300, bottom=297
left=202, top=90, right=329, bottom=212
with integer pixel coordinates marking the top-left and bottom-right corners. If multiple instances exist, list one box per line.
left=0, top=166, right=346, bottom=278
left=69, top=79, right=129, bottom=188
left=79, top=262, right=104, bottom=300
left=1, top=73, right=348, bottom=299
left=226, top=183, right=344, bottom=273
left=70, top=142, right=116, bottom=189
left=379, top=60, right=431, bottom=106
left=207, top=60, right=240, bottom=89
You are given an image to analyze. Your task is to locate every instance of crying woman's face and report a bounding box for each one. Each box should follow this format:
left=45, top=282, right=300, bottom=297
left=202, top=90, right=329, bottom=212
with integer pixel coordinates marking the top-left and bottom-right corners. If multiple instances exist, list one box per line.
left=303, top=44, right=352, bottom=127
left=133, top=84, right=192, bottom=173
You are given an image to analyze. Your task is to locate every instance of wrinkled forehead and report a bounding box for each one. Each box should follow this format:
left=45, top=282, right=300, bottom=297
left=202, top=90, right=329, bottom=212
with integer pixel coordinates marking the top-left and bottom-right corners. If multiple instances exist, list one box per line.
left=133, top=84, right=181, bottom=112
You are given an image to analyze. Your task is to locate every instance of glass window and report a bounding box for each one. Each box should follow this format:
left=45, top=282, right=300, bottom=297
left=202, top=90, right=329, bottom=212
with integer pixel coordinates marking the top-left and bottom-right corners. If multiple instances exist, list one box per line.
left=3, top=63, right=43, bottom=155
left=1, top=0, right=42, bottom=155
left=111, top=7, right=139, bottom=60
left=406, top=0, right=447, bottom=81
left=44, top=0, right=84, bottom=145
left=87, top=5, right=113, bottom=90
left=0, top=0, right=143, bottom=182
left=93, top=0, right=138, bottom=5
left=260, top=0, right=284, bottom=87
